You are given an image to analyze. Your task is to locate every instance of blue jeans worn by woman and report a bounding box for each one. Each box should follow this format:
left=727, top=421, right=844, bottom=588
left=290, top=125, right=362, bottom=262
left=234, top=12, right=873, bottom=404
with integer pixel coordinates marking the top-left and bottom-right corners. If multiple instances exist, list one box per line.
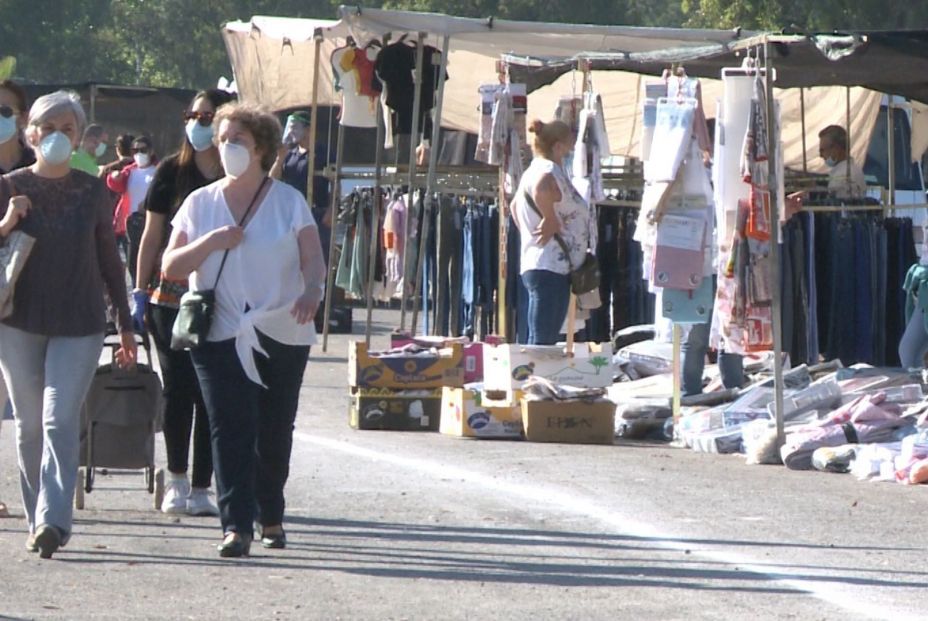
left=191, top=332, right=309, bottom=538
left=522, top=269, right=570, bottom=345
left=0, top=324, right=103, bottom=542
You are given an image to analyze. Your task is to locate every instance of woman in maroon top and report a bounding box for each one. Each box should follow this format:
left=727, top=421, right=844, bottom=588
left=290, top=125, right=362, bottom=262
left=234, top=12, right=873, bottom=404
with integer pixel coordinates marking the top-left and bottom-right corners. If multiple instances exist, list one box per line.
left=0, top=90, right=135, bottom=558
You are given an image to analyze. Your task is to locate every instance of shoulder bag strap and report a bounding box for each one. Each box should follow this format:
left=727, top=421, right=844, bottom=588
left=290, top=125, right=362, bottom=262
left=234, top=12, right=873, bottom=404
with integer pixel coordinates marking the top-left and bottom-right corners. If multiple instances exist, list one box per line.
left=212, top=176, right=270, bottom=289
left=522, top=189, right=575, bottom=271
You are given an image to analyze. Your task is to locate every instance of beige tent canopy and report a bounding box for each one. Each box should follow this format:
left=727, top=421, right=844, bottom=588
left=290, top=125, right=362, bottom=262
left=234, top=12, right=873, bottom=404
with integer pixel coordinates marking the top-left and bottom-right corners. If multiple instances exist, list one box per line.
left=222, top=9, right=880, bottom=171
left=222, top=9, right=747, bottom=144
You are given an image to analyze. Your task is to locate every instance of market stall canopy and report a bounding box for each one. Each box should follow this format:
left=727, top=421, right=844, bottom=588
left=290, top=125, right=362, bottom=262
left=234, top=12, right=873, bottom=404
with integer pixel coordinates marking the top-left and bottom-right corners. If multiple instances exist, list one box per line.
left=220, top=10, right=880, bottom=169
left=223, top=17, right=349, bottom=111
left=223, top=7, right=751, bottom=133
left=502, top=31, right=928, bottom=105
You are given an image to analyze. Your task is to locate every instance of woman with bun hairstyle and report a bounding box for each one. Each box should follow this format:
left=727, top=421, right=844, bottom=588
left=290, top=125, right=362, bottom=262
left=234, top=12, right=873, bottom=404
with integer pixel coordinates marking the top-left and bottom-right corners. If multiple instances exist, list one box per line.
left=511, top=119, right=592, bottom=345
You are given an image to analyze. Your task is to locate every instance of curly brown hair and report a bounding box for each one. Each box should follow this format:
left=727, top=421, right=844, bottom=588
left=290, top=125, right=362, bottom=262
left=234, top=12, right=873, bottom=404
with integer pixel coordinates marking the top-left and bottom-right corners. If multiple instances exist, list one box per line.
left=213, top=102, right=282, bottom=171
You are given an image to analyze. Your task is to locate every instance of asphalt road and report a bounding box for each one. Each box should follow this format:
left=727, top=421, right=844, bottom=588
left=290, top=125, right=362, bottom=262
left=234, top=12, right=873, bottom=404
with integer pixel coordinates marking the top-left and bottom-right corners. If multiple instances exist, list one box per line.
left=0, top=309, right=926, bottom=620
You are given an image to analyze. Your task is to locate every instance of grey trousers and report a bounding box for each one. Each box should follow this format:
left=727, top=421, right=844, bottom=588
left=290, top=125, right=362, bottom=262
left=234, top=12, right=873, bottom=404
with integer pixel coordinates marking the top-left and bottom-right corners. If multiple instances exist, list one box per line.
left=0, top=324, right=103, bottom=539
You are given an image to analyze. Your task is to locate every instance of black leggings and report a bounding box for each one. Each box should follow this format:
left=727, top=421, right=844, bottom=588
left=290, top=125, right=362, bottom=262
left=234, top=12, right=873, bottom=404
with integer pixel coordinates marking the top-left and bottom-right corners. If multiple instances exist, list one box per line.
left=148, top=303, right=213, bottom=488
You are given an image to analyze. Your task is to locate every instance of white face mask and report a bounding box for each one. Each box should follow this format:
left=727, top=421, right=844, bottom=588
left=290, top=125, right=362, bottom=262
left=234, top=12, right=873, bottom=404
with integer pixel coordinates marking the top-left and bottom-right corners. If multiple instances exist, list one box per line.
left=39, top=131, right=74, bottom=166
left=219, top=142, right=251, bottom=178
left=133, top=152, right=150, bottom=168
left=94, top=142, right=107, bottom=158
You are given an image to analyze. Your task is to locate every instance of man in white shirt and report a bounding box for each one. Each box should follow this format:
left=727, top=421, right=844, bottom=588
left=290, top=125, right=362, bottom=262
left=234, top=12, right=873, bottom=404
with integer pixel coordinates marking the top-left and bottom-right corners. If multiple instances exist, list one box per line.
left=818, top=124, right=867, bottom=199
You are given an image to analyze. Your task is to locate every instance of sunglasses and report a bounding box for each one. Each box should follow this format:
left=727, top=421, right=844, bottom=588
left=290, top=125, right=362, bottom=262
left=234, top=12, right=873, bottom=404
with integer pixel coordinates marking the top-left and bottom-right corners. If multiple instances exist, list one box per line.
left=132, top=146, right=150, bottom=154
left=184, top=111, right=214, bottom=126
left=0, top=105, right=17, bottom=118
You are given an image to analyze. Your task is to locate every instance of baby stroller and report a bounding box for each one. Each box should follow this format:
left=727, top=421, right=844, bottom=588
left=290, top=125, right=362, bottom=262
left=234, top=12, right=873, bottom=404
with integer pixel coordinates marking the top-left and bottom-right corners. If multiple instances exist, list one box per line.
left=75, top=331, right=165, bottom=510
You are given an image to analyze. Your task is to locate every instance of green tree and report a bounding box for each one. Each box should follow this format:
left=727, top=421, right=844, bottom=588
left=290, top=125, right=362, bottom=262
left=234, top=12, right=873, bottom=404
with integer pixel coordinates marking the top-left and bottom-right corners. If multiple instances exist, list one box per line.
left=681, top=0, right=928, bottom=30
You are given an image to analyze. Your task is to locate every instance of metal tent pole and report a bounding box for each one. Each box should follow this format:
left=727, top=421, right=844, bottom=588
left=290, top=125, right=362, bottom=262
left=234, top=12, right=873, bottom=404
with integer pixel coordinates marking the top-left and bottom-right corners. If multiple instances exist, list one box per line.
left=846, top=87, right=853, bottom=200
left=321, top=120, right=346, bottom=352
left=364, top=99, right=386, bottom=346
left=764, top=40, right=786, bottom=448
left=495, top=60, right=509, bottom=340
left=306, top=29, right=323, bottom=210
left=888, top=95, right=896, bottom=207
left=800, top=87, right=808, bottom=173
left=410, top=35, right=451, bottom=337
left=398, top=33, right=427, bottom=333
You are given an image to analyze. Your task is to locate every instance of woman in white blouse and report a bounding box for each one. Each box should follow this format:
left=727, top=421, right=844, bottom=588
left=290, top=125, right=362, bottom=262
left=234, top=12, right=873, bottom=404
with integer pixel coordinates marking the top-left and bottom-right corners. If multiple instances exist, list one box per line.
left=162, top=103, right=326, bottom=558
left=512, top=119, right=591, bottom=344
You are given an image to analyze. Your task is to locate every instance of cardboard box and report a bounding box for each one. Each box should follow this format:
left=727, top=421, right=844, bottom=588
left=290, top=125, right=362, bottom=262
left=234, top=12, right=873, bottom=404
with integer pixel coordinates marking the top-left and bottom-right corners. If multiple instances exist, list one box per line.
left=520, top=398, right=616, bottom=445
left=390, top=335, right=503, bottom=384
left=349, top=387, right=442, bottom=431
left=349, top=341, right=464, bottom=389
left=440, top=385, right=522, bottom=439
left=484, top=343, right=614, bottom=402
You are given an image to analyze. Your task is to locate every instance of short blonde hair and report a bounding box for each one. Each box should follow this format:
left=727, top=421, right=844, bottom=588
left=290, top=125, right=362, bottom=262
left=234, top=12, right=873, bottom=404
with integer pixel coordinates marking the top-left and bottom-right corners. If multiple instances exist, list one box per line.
left=213, top=102, right=282, bottom=171
left=26, top=90, right=86, bottom=141
left=528, top=119, right=571, bottom=159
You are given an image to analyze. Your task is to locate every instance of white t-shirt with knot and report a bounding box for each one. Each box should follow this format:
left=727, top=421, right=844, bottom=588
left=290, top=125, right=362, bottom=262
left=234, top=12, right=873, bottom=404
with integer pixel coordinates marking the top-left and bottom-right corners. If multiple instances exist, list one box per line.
left=172, top=179, right=317, bottom=385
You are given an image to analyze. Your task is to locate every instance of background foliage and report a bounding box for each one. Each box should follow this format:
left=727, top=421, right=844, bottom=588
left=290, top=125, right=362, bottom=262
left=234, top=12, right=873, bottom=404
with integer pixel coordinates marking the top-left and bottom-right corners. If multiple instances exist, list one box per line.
left=2, top=1, right=926, bottom=90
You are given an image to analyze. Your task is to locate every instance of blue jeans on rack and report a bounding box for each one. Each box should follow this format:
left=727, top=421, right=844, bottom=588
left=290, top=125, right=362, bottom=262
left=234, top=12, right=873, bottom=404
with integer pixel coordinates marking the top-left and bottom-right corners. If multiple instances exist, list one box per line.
left=522, top=269, right=570, bottom=345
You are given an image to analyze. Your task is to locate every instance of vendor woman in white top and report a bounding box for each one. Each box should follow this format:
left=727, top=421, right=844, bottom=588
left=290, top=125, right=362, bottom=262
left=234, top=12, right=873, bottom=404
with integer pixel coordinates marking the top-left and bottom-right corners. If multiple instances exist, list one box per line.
left=512, top=119, right=592, bottom=344
left=818, top=125, right=867, bottom=199
left=162, top=103, right=326, bottom=558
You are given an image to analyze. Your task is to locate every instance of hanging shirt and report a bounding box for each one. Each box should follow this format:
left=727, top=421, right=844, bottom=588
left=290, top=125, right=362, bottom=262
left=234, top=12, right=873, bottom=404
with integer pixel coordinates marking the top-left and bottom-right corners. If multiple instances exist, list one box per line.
left=375, top=41, right=447, bottom=136
left=332, top=46, right=377, bottom=128
left=513, top=157, right=591, bottom=276
left=571, top=92, right=610, bottom=203
left=172, top=179, right=317, bottom=385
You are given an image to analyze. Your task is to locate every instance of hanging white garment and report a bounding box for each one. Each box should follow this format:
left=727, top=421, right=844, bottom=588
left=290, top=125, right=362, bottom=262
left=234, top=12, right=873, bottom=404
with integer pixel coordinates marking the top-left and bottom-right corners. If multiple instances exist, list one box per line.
left=644, top=98, right=696, bottom=183
left=332, top=47, right=377, bottom=129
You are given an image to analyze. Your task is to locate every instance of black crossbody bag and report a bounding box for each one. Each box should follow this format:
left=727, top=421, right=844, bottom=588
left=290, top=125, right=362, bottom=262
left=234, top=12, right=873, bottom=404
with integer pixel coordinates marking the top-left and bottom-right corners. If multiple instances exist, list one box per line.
left=171, top=177, right=269, bottom=350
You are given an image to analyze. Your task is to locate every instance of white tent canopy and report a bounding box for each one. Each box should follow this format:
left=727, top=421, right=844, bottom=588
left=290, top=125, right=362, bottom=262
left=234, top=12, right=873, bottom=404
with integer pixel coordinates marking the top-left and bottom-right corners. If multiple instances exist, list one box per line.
left=221, top=8, right=880, bottom=170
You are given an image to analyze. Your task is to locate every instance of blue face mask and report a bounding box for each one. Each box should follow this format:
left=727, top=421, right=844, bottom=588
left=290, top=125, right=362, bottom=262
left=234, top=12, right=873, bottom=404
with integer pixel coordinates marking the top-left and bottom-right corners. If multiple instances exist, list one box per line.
left=39, top=131, right=73, bottom=166
left=185, top=120, right=214, bottom=152
left=0, top=116, right=16, bottom=145
left=824, top=157, right=837, bottom=168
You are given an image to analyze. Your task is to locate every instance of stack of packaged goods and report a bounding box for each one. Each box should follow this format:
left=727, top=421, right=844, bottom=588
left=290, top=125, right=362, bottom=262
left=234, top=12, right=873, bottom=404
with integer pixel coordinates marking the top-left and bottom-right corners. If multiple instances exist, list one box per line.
left=348, top=341, right=463, bottom=431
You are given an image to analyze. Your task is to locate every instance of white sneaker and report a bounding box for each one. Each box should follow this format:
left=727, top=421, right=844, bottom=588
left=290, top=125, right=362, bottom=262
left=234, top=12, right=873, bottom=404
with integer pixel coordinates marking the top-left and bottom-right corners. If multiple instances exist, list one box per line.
left=187, top=487, right=219, bottom=517
left=161, top=475, right=190, bottom=514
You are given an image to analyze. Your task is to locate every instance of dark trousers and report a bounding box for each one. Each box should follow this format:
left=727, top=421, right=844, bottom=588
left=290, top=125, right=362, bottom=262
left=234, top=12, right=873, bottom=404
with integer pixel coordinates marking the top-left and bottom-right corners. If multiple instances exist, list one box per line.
left=191, top=334, right=309, bottom=536
left=148, top=304, right=213, bottom=488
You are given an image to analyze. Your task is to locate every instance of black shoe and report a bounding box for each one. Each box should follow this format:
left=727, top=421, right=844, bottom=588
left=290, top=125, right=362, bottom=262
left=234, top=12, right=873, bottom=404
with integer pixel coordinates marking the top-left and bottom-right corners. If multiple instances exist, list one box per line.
left=260, top=529, right=286, bottom=549
left=34, top=524, right=62, bottom=559
left=218, top=532, right=252, bottom=558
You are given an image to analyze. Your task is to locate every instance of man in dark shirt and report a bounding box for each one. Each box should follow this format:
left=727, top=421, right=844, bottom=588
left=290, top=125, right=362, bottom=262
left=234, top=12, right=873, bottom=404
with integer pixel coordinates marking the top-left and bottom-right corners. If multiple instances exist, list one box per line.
left=271, top=111, right=331, bottom=222
left=271, top=111, right=335, bottom=332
